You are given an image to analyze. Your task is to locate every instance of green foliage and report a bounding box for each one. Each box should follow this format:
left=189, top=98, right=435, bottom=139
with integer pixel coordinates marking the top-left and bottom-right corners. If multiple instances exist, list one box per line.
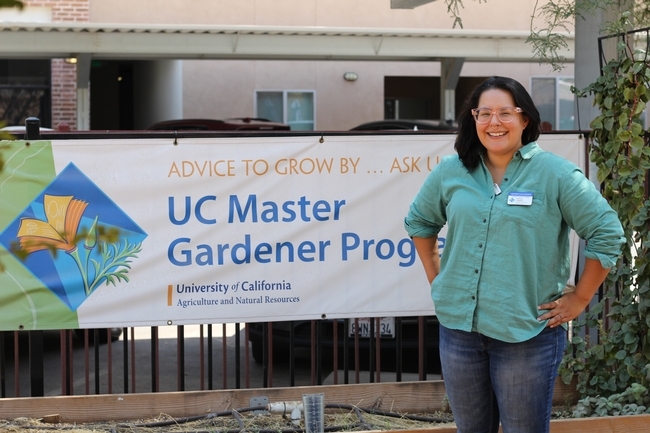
left=526, top=0, right=589, bottom=71
left=0, top=121, right=16, bottom=142
left=444, top=0, right=650, bottom=71
left=559, top=17, right=650, bottom=416
left=440, top=0, right=650, bottom=421
left=573, top=384, right=650, bottom=417
left=442, top=0, right=487, bottom=28
left=0, top=0, right=23, bottom=9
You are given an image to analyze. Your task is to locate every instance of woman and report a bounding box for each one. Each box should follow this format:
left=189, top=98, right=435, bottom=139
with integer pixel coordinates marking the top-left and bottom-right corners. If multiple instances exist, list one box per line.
left=404, top=76, right=624, bottom=433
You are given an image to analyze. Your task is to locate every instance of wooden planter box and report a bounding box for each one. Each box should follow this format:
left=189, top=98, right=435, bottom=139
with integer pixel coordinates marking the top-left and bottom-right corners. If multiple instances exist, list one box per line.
left=0, top=379, right=647, bottom=432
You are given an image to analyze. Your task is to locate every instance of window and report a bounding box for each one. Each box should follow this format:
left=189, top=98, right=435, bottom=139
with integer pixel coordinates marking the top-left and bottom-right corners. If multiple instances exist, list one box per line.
left=0, top=59, right=51, bottom=127
left=531, top=77, right=575, bottom=131
left=256, top=91, right=315, bottom=131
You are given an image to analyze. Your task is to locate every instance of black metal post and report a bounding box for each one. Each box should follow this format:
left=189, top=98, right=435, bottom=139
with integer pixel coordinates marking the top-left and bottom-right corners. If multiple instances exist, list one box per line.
left=25, top=117, right=41, bottom=140
left=0, top=332, right=5, bottom=397
left=28, top=330, right=44, bottom=396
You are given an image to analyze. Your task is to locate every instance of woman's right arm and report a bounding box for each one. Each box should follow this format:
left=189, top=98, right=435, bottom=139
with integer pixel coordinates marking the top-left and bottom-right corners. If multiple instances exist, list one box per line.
left=412, top=236, right=440, bottom=285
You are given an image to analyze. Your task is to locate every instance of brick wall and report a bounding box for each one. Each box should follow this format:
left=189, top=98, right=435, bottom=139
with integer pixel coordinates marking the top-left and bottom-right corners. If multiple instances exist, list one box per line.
left=50, top=60, right=78, bottom=129
left=25, top=0, right=89, bottom=21
left=25, top=0, right=90, bottom=130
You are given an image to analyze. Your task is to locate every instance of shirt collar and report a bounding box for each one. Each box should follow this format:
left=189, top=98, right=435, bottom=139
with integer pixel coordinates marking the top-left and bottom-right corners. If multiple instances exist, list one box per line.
left=478, top=141, right=542, bottom=165
left=517, top=141, right=543, bottom=160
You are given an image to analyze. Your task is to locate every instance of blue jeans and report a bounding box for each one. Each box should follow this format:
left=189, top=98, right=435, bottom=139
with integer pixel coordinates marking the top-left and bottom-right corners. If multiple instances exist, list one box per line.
left=439, top=325, right=566, bottom=433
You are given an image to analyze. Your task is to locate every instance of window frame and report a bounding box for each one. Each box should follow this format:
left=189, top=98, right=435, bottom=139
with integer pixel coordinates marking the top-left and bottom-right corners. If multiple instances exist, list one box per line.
left=530, top=75, right=574, bottom=131
left=254, top=89, right=316, bottom=131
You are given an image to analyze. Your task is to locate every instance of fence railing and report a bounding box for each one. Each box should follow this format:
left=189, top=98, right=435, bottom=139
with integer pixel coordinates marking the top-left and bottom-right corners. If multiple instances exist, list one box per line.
left=0, top=316, right=441, bottom=398
left=0, top=127, right=588, bottom=399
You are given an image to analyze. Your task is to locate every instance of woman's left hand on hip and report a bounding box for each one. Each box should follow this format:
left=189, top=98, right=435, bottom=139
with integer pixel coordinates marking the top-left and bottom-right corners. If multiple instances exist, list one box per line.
left=537, top=292, right=586, bottom=328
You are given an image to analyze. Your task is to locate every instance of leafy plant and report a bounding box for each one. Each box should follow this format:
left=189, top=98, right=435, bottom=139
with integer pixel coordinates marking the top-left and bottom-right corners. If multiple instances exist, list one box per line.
left=0, top=0, right=23, bottom=9
left=0, top=120, right=16, bottom=143
left=559, top=15, right=650, bottom=414
left=442, top=0, right=650, bottom=71
left=527, top=0, right=618, bottom=71
left=573, top=384, right=650, bottom=418
left=440, top=1, right=650, bottom=415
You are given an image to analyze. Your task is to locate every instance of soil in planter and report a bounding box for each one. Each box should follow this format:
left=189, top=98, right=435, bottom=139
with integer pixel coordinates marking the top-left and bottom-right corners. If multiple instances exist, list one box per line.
left=0, top=405, right=580, bottom=433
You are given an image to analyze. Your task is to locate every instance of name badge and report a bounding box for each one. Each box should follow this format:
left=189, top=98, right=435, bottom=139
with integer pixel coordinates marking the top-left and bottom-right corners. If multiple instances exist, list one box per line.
left=507, top=192, right=533, bottom=206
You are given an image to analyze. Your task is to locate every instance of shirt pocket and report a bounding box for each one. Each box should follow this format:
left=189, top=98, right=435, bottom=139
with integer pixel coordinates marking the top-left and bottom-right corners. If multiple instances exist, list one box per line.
left=498, top=191, right=545, bottom=228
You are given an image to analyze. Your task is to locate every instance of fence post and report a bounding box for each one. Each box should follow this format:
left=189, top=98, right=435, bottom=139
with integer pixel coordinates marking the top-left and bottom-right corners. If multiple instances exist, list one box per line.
left=24, top=116, right=44, bottom=396
left=28, top=331, right=44, bottom=396
left=25, top=117, right=41, bottom=140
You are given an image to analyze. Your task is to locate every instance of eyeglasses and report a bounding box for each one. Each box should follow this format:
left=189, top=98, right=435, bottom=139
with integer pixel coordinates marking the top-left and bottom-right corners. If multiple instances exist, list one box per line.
left=471, top=107, right=523, bottom=124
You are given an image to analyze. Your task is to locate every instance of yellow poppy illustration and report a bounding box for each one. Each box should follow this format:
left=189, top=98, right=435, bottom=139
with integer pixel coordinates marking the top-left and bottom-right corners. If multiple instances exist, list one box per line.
left=17, top=195, right=88, bottom=253
left=16, top=194, right=141, bottom=297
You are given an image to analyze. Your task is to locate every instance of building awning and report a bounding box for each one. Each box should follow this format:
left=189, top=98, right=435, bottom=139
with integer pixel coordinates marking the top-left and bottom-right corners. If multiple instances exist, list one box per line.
left=0, top=22, right=574, bottom=62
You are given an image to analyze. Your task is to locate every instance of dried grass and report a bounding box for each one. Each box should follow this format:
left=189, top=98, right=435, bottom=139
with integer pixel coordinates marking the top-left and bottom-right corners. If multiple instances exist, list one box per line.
left=0, top=408, right=456, bottom=433
left=0, top=405, right=577, bottom=432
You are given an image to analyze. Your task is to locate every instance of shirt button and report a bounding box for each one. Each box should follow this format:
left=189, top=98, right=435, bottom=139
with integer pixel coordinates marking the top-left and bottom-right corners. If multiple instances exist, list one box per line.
left=483, top=219, right=487, bottom=223
left=504, top=178, right=509, bottom=182
left=474, top=269, right=479, bottom=274
left=478, top=244, right=483, bottom=248
left=471, top=296, right=476, bottom=300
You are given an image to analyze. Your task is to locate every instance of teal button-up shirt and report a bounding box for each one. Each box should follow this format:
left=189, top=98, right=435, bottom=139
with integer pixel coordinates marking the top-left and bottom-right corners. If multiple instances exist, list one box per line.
left=404, top=142, right=624, bottom=343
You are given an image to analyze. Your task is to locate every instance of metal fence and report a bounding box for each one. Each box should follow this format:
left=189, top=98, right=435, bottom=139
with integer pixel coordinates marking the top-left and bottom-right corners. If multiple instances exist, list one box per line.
left=0, top=316, right=440, bottom=398
left=0, top=127, right=588, bottom=400
left=0, top=127, right=447, bottom=399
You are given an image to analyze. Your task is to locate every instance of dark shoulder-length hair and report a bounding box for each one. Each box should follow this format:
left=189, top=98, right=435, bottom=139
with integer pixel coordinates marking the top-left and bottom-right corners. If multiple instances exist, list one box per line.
left=454, top=76, right=541, bottom=171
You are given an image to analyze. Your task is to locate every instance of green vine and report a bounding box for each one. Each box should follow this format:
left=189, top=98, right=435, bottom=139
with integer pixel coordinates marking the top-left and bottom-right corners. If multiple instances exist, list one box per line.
left=559, top=18, right=650, bottom=417
left=526, top=0, right=637, bottom=72
left=440, top=2, right=650, bottom=416
left=442, top=0, right=650, bottom=71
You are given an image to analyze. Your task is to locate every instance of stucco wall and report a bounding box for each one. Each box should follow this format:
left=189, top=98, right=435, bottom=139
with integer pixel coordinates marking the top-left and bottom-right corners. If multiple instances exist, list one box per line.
left=12, top=0, right=573, bottom=130
left=89, top=0, right=556, bottom=33
left=182, top=59, right=572, bottom=131
left=87, top=0, right=571, bottom=130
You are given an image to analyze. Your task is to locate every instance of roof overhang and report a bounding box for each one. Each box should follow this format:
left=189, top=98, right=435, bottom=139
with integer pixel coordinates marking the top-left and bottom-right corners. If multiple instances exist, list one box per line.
left=391, top=0, right=439, bottom=9
left=0, top=22, right=574, bottom=62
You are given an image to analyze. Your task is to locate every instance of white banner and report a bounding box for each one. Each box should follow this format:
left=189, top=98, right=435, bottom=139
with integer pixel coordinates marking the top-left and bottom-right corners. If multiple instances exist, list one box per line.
left=0, top=133, right=585, bottom=330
